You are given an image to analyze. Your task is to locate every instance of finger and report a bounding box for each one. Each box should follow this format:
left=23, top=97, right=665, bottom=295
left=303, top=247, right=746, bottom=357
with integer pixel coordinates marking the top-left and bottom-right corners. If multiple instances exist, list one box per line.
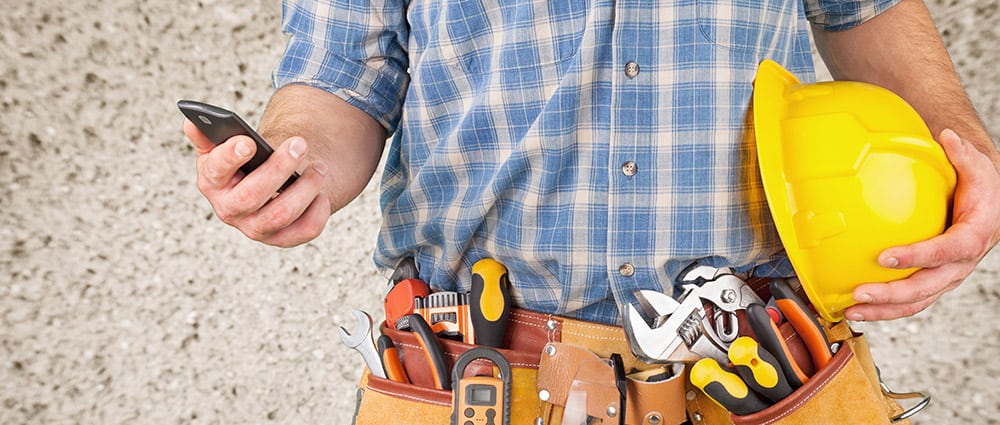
left=183, top=119, right=219, bottom=154
left=939, top=128, right=993, bottom=189
left=877, top=222, right=981, bottom=269
left=242, top=161, right=328, bottom=238
left=843, top=293, right=940, bottom=322
left=256, top=193, right=332, bottom=247
left=197, top=135, right=257, bottom=190
left=239, top=136, right=309, bottom=195
left=852, top=262, right=967, bottom=307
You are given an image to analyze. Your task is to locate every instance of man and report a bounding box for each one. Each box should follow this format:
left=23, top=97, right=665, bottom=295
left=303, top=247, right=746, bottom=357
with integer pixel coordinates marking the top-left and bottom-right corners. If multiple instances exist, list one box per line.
left=184, top=0, right=999, bottom=325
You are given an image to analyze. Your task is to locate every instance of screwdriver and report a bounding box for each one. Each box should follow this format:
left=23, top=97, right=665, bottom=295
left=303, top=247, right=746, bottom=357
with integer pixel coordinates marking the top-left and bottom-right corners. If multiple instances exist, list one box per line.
left=470, top=258, right=512, bottom=348
left=690, top=358, right=770, bottom=416
left=770, top=279, right=833, bottom=370
left=746, top=303, right=808, bottom=388
left=728, top=336, right=794, bottom=404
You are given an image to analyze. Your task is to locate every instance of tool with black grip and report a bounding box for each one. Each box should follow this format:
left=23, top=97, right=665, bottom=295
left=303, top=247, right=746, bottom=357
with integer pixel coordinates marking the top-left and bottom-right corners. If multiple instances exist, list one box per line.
left=729, top=336, right=794, bottom=404
left=470, top=258, right=512, bottom=348
left=690, top=358, right=770, bottom=416
left=377, top=335, right=409, bottom=384
left=770, top=279, right=833, bottom=370
left=403, top=314, right=451, bottom=390
left=451, top=348, right=512, bottom=425
left=746, top=303, right=808, bottom=388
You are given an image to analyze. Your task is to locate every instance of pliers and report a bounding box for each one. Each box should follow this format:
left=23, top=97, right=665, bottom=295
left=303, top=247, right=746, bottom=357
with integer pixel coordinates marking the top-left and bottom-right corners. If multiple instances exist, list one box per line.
left=623, top=266, right=763, bottom=364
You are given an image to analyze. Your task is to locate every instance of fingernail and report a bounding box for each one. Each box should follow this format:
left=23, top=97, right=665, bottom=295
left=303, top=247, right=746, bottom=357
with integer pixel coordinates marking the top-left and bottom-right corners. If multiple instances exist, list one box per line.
left=312, top=161, right=328, bottom=176
left=235, top=140, right=252, bottom=157
left=847, top=312, right=865, bottom=321
left=289, top=137, right=306, bottom=159
left=855, top=293, right=873, bottom=303
left=880, top=257, right=900, bottom=268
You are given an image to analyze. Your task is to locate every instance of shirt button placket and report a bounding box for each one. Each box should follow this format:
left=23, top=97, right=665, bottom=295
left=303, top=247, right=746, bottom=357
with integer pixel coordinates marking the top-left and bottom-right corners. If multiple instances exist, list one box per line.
left=624, top=61, right=639, bottom=79
left=621, top=161, right=638, bottom=177
left=619, top=262, right=635, bottom=278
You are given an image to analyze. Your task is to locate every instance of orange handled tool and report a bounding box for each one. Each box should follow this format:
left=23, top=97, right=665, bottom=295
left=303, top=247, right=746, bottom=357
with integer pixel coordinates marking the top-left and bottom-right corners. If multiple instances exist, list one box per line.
left=384, top=278, right=431, bottom=328
left=470, top=258, right=512, bottom=348
left=377, top=335, right=409, bottom=384
left=770, top=279, right=833, bottom=370
left=746, top=303, right=808, bottom=388
left=404, top=314, right=451, bottom=390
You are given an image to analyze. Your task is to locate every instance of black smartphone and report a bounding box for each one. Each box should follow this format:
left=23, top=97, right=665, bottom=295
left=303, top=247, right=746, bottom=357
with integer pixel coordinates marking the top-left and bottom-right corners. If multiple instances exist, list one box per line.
left=177, top=99, right=299, bottom=191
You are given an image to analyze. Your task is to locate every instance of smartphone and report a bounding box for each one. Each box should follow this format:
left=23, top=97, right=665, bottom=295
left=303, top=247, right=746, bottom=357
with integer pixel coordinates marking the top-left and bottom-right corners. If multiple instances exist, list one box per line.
left=177, top=99, right=299, bottom=191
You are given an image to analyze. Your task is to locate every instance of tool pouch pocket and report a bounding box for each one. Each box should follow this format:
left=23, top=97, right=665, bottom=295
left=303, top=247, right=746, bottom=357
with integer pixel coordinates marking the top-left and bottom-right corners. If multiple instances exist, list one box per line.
left=535, top=342, right=689, bottom=425
left=686, top=329, right=918, bottom=425
left=352, top=313, right=548, bottom=425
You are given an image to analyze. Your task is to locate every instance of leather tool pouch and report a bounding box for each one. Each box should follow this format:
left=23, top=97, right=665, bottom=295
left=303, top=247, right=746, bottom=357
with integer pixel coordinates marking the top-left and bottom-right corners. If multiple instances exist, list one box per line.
left=352, top=309, right=568, bottom=424
left=350, top=310, right=925, bottom=425
left=686, top=320, right=926, bottom=425
left=351, top=308, right=691, bottom=425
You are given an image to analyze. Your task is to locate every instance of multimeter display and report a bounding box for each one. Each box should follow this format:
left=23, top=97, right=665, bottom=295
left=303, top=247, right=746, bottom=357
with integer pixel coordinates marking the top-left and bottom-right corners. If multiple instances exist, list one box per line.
left=467, top=385, right=496, bottom=405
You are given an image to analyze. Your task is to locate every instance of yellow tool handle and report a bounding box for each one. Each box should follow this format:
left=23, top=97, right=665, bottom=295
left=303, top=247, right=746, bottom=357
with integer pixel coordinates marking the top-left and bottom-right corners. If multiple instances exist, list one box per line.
left=691, top=358, right=770, bottom=416
left=470, top=258, right=512, bottom=347
left=729, top=336, right=794, bottom=404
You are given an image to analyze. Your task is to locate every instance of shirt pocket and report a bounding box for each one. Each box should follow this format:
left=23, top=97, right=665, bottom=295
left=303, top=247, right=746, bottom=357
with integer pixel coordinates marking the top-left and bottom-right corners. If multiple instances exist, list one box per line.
left=695, top=0, right=801, bottom=55
left=408, top=0, right=586, bottom=87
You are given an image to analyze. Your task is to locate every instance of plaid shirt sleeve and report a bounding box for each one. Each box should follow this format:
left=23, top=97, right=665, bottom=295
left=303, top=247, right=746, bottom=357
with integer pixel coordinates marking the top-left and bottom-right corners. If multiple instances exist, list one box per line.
left=803, top=0, right=905, bottom=31
left=272, top=0, right=410, bottom=133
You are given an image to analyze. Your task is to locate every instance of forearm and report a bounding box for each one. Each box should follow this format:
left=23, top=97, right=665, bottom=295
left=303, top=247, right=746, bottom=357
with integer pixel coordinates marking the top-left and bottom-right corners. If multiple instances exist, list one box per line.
left=812, top=0, right=999, bottom=169
left=258, top=83, right=387, bottom=214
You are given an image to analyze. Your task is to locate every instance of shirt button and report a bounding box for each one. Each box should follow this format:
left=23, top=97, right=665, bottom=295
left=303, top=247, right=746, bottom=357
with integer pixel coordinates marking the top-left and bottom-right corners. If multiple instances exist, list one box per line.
left=619, top=263, right=635, bottom=277
left=624, top=61, right=639, bottom=78
left=621, top=161, right=638, bottom=177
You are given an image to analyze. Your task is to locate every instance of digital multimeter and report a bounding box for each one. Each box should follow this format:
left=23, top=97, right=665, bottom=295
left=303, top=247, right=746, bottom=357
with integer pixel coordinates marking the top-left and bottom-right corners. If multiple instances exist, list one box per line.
left=451, top=348, right=512, bottom=425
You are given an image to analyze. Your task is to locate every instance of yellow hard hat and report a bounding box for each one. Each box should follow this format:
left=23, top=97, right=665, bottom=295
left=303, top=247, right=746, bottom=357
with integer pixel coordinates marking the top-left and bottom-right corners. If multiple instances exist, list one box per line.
left=753, top=60, right=956, bottom=322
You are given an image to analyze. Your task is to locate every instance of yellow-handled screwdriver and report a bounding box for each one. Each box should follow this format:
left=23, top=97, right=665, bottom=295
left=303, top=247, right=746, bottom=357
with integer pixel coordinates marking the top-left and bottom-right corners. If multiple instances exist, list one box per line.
left=470, top=258, right=512, bottom=348
left=729, top=336, right=794, bottom=404
left=690, top=358, right=770, bottom=416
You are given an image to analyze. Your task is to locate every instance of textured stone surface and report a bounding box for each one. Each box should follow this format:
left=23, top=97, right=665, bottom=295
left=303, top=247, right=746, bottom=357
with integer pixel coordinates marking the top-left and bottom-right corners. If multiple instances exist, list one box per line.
left=1, top=1, right=996, bottom=424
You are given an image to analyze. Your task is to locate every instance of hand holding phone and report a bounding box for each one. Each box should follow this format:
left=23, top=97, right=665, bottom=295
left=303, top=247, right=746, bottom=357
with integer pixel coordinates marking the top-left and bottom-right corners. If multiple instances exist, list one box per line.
left=178, top=99, right=299, bottom=191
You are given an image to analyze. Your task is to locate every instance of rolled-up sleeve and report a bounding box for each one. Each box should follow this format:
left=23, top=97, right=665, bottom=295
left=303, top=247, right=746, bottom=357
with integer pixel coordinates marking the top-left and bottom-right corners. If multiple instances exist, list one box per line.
left=803, top=0, right=904, bottom=31
left=273, top=0, right=410, bottom=133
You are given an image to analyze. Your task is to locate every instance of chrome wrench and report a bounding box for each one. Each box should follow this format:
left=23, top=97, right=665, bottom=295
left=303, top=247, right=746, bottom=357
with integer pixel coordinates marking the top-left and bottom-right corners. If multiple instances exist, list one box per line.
left=338, top=309, right=387, bottom=379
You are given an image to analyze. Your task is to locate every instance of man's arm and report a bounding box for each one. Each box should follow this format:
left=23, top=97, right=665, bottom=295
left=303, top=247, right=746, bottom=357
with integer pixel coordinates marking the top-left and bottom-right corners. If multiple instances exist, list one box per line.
left=184, top=84, right=387, bottom=247
left=812, top=0, right=1000, bottom=320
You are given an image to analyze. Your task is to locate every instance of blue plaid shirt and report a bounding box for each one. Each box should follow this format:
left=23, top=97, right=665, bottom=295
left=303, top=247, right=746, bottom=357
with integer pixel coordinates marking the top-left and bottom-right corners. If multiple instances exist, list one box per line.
left=275, top=0, right=901, bottom=324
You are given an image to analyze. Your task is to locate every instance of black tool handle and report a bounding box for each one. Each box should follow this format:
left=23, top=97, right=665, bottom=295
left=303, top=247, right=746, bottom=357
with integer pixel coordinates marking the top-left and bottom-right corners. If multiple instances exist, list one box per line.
left=405, top=314, right=451, bottom=390
left=470, top=258, right=512, bottom=347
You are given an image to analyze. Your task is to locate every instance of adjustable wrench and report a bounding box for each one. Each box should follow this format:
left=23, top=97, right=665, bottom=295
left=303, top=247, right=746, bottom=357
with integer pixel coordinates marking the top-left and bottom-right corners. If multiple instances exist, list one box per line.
left=623, top=267, right=762, bottom=364
left=338, top=310, right=387, bottom=379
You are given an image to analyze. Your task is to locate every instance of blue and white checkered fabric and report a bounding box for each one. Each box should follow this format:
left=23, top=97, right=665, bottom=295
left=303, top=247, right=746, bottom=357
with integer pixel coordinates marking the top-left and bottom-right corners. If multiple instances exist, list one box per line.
left=274, top=0, right=901, bottom=324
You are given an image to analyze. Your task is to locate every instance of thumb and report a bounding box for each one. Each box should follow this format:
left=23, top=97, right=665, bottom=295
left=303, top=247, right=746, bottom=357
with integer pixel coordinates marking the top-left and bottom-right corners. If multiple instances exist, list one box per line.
left=183, top=118, right=218, bottom=154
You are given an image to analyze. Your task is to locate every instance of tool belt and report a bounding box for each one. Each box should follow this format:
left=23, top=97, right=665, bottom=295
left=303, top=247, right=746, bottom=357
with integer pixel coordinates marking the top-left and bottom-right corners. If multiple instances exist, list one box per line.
left=350, top=305, right=924, bottom=425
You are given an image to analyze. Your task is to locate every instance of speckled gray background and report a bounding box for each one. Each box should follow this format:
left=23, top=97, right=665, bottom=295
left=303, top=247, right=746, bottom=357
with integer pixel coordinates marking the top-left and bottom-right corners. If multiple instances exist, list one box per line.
left=1, top=1, right=997, bottom=424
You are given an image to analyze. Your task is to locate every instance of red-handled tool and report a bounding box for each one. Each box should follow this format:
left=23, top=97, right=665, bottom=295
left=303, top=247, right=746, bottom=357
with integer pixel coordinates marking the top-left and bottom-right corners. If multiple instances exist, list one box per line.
left=384, top=278, right=431, bottom=328
left=469, top=258, right=512, bottom=348
left=770, top=279, right=833, bottom=370
left=746, top=303, right=808, bottom=388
